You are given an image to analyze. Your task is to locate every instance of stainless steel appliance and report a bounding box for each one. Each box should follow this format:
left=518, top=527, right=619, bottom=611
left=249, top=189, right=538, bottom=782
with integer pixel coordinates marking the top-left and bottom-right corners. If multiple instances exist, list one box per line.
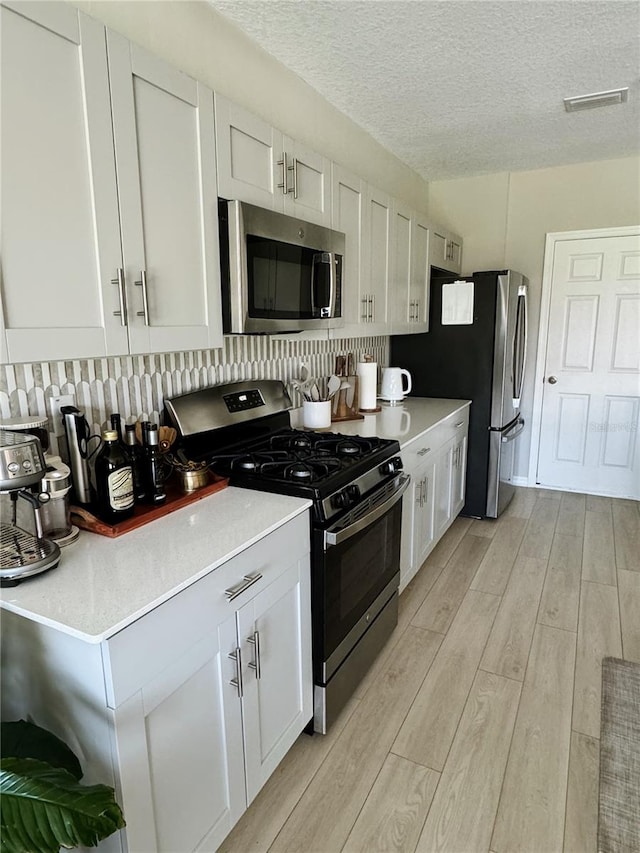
left=165, top=380, right=408, bottom=733
left=61, top=406, right=94, bottom=505
left=0, top=430, right=61, bottom=586
left=218, top=199, right=345, bottom=334
left=391, top=269, right=528, bottom=518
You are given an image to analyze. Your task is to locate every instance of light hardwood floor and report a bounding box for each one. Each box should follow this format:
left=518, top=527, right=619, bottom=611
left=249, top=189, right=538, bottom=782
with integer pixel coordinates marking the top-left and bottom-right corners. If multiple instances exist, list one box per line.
left=219, top=488, right=640, bottom=853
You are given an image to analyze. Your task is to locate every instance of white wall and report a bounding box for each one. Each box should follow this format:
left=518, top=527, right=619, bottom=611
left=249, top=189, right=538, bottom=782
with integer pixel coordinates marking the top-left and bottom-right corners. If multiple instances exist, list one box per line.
left=429, top=155, right=640, bottom=481
left=72, top=0, right=430, bottom=214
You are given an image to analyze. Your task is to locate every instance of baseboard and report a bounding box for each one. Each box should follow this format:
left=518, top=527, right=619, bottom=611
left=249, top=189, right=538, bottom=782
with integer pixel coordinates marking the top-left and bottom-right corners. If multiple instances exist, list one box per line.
left=512, top=476, right=530, bottom=487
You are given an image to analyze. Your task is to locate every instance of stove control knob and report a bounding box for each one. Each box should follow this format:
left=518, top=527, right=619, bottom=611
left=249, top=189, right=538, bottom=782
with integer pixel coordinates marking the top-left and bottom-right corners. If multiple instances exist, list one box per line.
left=380, top=456, right=403, bottom=476
left=332, top=484, right=361, bottom=509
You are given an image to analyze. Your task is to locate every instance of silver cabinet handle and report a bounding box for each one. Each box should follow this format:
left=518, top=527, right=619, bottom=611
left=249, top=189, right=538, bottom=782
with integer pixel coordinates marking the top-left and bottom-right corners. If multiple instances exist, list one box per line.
left=277, top=151, right=289, bottom=194
left=111, top=268, right=127, bottom=326
left=224, top=571, right=263, bottom=602
left=228, top=647, right=243, bottom=697
left=247, top=630, right=261, bottom=679
left=417, top=447, right=431, bottom=457
left=135, top=270, right=150, bottom=326
left=361, top=296, right=368, bottom=321
left=369, top=295, right=375, bottom=322
left=548, top=376, right=557, bottom=384
left=454, top=421, right=464, bottom=428
left=288, top=156, right=298, bottom=199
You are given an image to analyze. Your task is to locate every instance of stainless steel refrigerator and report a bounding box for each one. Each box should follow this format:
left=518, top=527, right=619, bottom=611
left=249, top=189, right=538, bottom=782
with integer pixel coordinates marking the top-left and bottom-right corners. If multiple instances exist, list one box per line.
left=391, top=269, right=528, bottom=518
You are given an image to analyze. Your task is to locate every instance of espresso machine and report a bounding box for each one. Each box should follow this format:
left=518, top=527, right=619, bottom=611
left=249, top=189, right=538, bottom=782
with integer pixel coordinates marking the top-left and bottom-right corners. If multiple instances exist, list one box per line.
left=0, top=430, right=61, bottom=586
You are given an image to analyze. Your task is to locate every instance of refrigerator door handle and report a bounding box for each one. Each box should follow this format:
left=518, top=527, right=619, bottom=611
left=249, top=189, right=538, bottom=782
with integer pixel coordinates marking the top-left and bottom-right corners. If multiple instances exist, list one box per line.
left=512, top=284, right=528, bottom=408
left=501, top=416, right=525, bottom=443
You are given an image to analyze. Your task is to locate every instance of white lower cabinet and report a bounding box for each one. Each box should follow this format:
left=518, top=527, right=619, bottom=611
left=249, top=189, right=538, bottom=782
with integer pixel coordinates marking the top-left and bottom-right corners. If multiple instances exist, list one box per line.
left=400, top=407, right=469, bottom=590
left=0, top=514, right=311, bottom=853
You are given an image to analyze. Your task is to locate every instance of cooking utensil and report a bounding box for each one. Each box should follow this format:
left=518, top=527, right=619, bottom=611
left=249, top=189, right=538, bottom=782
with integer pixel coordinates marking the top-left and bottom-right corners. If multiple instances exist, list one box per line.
left=327, top=374, right=341, bottom=399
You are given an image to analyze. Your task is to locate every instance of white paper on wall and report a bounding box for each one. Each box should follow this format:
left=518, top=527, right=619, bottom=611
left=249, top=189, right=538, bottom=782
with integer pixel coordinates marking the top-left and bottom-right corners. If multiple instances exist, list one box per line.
left=442, top=280, right=474, bottom=325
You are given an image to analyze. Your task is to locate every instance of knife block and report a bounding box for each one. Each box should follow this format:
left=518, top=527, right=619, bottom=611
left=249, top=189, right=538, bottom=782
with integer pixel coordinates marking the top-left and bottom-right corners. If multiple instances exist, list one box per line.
left=331, top=375, right=364, bottom=422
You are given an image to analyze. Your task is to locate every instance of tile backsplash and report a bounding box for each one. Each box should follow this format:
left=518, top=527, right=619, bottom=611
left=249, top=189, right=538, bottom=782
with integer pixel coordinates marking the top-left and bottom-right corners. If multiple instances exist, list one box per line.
left=0, top=335, right=388, bottom=454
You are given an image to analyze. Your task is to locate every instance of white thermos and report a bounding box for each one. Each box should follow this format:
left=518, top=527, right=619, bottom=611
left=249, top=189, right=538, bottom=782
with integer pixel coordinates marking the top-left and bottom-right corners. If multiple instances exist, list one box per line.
left=357, top=356, right=379, bottom=412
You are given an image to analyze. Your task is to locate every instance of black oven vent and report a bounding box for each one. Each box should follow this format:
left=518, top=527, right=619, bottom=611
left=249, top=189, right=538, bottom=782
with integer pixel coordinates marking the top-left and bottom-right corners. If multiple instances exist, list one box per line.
left=338, top=478, right=399, bottom=528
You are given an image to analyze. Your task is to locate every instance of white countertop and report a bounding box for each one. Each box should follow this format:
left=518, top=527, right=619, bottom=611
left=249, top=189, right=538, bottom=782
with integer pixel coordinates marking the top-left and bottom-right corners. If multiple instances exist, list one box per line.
left=291, top=396, right=470, bottom=448
left=1, top=488, right=311, bottom=643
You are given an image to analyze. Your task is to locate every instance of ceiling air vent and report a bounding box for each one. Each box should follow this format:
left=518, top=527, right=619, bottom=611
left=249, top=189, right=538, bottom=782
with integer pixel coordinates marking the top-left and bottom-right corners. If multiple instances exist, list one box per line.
left=563, top=87, right=629, bottom=112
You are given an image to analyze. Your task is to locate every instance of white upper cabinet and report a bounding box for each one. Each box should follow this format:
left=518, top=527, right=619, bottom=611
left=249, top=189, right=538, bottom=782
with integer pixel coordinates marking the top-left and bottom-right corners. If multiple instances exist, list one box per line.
left=215, top=95, right=331, bottom=227
left=215, top=96, right=283, bottom=209
left=329, top=164, right=364, bottom=337
left=430, top=227, right=463, bottom=274
left=389, top=201, right=413, bottom=334
left=361, top=185, right=392, bottom=334
left=1, top=3, right=127, bottom=362
left=0, top=3, right=222, bottom=364
left=410, top=216, right=430, bottom=332
left=107, top=32, right=222, bottom=354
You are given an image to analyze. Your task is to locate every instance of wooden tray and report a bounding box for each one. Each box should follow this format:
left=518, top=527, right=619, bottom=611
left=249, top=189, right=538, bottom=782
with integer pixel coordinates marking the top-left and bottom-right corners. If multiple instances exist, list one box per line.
left=70, top=474, right=229, bottom=538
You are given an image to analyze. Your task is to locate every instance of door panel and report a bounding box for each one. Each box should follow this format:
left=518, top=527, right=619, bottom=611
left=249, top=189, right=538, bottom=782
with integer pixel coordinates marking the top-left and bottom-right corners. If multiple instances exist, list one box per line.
left=1, top=5, right=126, bottom=361
left=107, top=32, right=222, bottom=354
left=537, top=233, right=640, bottom=498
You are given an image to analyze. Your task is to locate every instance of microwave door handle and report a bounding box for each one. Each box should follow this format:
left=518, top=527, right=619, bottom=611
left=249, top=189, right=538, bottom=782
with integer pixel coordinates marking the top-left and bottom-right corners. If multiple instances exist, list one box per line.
left=311, top=252, right=336, bottom=318
left=324, top=474, right=410, bottom=549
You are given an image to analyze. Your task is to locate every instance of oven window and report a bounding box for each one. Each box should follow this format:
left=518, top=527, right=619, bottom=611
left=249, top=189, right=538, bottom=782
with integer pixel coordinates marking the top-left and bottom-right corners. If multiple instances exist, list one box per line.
left=247, top=236, right=317, bottom=319
left=323, top=498, right=402, bottom=659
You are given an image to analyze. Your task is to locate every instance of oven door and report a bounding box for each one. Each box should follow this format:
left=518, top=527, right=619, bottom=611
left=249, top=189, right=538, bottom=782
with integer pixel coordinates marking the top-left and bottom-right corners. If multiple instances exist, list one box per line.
left=316, top=474, right=409, bottom=683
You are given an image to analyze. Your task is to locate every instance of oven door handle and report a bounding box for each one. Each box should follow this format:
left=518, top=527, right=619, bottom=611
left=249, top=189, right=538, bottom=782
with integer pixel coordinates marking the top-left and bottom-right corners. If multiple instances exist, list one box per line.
left=324, top=474, right=410, bottom=549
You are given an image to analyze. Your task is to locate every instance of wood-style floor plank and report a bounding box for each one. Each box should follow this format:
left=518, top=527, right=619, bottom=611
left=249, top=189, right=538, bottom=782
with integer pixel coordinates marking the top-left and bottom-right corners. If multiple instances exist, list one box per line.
left=618, top=569, right=640, bottom=662
left=393, top=590, right=500, bottom=771
left=218, top=696, right=361, bottom=853
left=518, top=497, right=559, bottom=561
left=612, top=499, right=640, bottom=571
left=563, top=731, right=600, bottom=853
left=342, top=754, right=439, bottom=853
left=582, top=510, right=616, bottom=586
left=537, top=533, right=583, bottom=632
left=411, top=534, right=490, bottom=634
left=585, top=494, right=612, bottom=513
left=269, top=627, right=442, bottom=853
left=556, top=492, right=586, bottom=538
left=470, top=517, right=527, bottom=596
left=491, top=624, right=576, bottom=853
left=502, top=487, right=539, bottom=519
left=468, top=518, right=498, bottom=538
left=480, top=555, right=547, bottom=680
left=415, top=670, right=521, bottom=853
left=572, top=581, right=622, bottom=739
left=421, top=516, right=473, bottom=569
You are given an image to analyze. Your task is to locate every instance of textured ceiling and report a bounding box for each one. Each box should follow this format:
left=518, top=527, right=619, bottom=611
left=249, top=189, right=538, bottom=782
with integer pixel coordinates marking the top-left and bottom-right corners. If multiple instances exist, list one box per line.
left=209, top=0, right=640, bottom=181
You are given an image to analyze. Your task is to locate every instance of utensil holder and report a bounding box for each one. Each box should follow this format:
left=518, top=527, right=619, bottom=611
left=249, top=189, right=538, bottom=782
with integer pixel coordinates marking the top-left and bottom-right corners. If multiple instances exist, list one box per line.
left=303, top=400, right=332, bottom=429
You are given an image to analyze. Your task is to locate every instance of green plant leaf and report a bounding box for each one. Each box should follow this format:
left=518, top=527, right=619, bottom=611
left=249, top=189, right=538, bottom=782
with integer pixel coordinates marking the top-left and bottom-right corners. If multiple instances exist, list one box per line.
left=0, top=757, right=125, bottom=853
left=0, top=721, right=82, bottom=781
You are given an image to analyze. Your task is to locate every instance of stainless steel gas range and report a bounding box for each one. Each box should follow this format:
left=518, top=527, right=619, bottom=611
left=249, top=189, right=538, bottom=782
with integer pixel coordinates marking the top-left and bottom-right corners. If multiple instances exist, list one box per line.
left=165, top=380, right=408, bottom=733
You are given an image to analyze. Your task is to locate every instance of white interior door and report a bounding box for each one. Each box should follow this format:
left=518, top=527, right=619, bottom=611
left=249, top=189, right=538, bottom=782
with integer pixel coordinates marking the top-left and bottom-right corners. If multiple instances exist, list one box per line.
left=536, top=231, right=640, bottom=498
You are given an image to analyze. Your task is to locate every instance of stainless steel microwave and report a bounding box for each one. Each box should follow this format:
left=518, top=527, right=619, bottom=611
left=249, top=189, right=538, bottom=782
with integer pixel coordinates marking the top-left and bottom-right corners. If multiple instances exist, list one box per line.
left=219, top=199, right=345, bottom=334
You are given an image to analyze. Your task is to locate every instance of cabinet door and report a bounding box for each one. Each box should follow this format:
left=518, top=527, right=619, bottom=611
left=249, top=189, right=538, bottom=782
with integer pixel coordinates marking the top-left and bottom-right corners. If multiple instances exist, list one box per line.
left=215, top=95, right=285, bottom=210
left=433, top=443, right=454, bottom=538
left=390, top=202, right=413, bottom=334
left=238, top=555, right=312, bottom=804
left=414, top=462, right=436, bottom=570
left=282, top=137, right=331, bottom=226
left=112, top=627, right=245, bottom=853
left=430, top=228, right=463, bottom=274
left=1, top=3, right=127, bottom=362
left=450, top=434, right=467, bottom=518
left=330, top=165, right=365, bottom=337
left=108, top=32, right=222, bottom=354
left=362, top=185, right=391, bottom=333
left=410, top=218, right=430, bottom=332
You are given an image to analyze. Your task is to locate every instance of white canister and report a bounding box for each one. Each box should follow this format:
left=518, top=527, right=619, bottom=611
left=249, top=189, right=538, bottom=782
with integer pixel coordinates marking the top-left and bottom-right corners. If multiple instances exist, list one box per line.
left=302, top=400, right=332, bottom=429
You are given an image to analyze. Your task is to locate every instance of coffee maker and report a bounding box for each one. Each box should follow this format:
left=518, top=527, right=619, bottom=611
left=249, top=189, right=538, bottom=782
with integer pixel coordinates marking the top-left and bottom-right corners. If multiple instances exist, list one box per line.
left=0, top=430, right=61, bottom=586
